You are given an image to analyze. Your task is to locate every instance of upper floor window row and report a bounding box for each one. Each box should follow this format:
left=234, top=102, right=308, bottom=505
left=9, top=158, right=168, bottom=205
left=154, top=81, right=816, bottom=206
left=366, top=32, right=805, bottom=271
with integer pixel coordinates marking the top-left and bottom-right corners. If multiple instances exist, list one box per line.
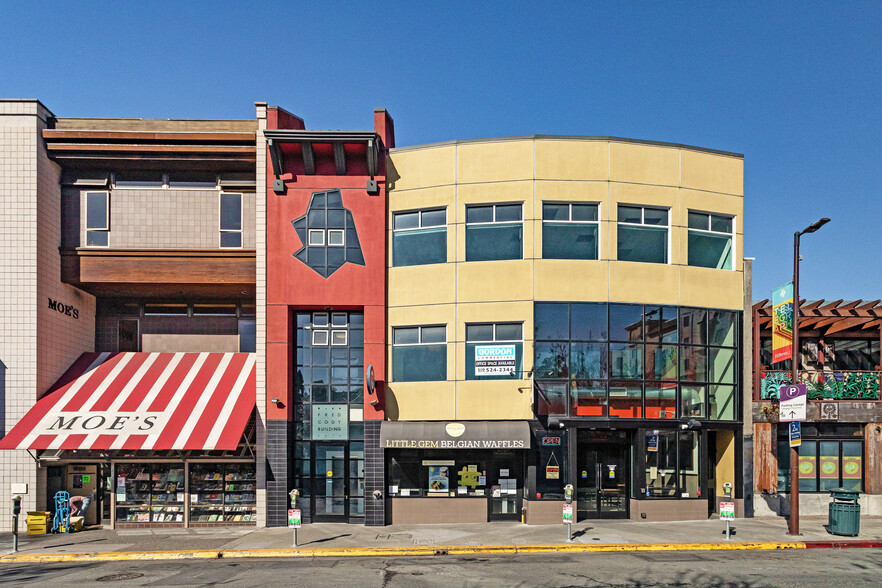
left=392, top=208, right=446, bottom=267
left=465, top=203, right=523, bottom=262
left=617, top=204, right=669, bottom=264
left=83, top=190, right=244, bottom=249
left=688, top=211, right=734, bottom=270
left=542, top=202, right=599, bottom=260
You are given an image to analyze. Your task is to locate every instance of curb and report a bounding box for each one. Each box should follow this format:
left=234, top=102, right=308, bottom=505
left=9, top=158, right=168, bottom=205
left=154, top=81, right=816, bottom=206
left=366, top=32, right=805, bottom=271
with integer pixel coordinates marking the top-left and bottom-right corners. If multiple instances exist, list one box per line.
left=0, top=541, right=818, bottom=564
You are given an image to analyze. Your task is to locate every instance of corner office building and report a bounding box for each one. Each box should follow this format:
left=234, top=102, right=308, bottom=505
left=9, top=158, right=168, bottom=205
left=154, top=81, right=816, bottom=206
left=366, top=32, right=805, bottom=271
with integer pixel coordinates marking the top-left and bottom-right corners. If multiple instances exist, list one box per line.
left=1, top=98, right=746, bottom=530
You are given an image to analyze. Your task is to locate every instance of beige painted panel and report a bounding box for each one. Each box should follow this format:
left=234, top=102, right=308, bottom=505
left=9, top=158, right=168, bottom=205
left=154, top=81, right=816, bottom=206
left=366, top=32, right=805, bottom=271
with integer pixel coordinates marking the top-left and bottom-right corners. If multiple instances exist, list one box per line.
left=388, top=185, right=456, bottom=224
left=610, top=214, right=680, bottom=265
left=142, top=334, right=239, bottom=352
left=679, top=266, right=743, bottom=310
left=534, top=139, right=609, bottom=181
left=453, top=301, right=533, bottom=343
left=388, top=145, right=456, bottom=191
left=534, top=260, right=610, bottom=301
left=681, top=150, right=743, bottom=196
left=456, top=140, right=533, bottom=184
left=609, top=183, right=678, bottom=217
left=715, top=430, right=737, bottom=497
left=388, top=264, right=457, bottom=307
left=385, top=382, right=456, bottom=421
left=456, top=260, right=533, bottom=303
left=678, top=189, right=744, bottom=228
left=455, top=181, right=533, bottom=224
left=455, top=380, right=533, bottom=420
left=609, top=142, right=679, bottom=186
left=387, top=303, right=456, bottom=329
left=608, top=261, right=680, bottom=305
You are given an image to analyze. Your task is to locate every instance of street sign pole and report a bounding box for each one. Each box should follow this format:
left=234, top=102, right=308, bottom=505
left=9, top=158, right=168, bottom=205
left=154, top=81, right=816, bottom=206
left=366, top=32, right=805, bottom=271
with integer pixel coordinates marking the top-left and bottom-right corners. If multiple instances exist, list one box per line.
left=789, top=230, right=801, bottom=536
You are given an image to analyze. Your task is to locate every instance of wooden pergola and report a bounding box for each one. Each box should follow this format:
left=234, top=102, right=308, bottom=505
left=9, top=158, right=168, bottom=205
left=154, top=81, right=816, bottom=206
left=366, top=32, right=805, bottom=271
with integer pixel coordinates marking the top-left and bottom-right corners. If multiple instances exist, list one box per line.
left=754, top=299, right=882, bottom=336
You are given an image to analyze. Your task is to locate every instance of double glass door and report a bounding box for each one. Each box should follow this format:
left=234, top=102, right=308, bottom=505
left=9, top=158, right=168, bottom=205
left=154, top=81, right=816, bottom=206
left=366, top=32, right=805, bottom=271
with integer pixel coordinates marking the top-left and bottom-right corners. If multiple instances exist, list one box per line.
left=577, top=444, right=629, bottom=519
left=311, top=443, right=364, bottom=522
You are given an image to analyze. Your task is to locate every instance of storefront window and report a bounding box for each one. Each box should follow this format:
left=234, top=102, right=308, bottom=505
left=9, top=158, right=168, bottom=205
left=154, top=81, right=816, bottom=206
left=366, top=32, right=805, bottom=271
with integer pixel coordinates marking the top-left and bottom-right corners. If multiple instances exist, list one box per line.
left=190, top=464, right=256, bottom=523
left=534, top=303, right=739, bottom=421
left=643, top=430, right=701, bottom=499
left=386, top=451, right=522, bottom=501
left=535, top=430, right=567, bottom=500
left=777, top=426, right=863, bottom=493
left=115, top=464, right=184, bottom=523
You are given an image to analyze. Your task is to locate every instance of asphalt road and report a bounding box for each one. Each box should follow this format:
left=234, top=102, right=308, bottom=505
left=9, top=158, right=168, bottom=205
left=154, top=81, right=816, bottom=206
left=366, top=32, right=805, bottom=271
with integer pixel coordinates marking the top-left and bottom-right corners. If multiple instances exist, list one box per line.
left=1, top=549, right=881, bottom=587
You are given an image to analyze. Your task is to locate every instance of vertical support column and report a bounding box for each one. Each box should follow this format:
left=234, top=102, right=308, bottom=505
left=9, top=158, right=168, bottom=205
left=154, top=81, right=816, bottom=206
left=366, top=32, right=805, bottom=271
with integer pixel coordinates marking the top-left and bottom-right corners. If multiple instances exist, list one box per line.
left=183, top=461, right=190, bottom=528
left=864, top=424, right=882, bottom=496
left=742, top=258, right=754, bottom=517
left=363, top=420, right=385, bottom=526
left=265, top=420, right=292, bottom=527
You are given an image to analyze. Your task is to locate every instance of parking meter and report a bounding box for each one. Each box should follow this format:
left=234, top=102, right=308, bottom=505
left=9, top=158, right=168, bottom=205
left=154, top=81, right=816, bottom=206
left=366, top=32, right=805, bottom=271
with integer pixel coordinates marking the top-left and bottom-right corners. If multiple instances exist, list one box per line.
left=289, top=489, right=301, bottom=548
left=563, top=485, right=575, bottom=542
left=12, top=495, right=22, bottom=552
left=564, top=484, right=574, bottom=504
left=723, top=482, right=733, bottom=498
left=289, top=488, right=300, bottom=508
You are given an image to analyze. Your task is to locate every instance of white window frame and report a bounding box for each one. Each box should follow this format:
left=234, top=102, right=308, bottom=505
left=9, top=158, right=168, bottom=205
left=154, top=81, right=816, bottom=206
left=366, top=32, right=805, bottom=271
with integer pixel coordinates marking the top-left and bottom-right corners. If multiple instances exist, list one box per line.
left=465, top=203, right=523, bottom=229
left=391, top=207, right=448, bottom=266
left=392, top=325, right=448, bottom=347
left=311, top=312, right=329, bottom=327
left=219, top=192, right=243, bottom=249
left=312, top=330, right=329, bottom=346
left=541, top=201, right=600, bottom=259
left=327, top=229, right=345, bottom=247
left=465, top=322, right=524, bottom=343
left=687, top=210, right=736, bottom=271
left=308, top=229, right=325, bottom=246
left=85, top=190, right=110, bottom=248
left=616, top=204, right=671, bottom=264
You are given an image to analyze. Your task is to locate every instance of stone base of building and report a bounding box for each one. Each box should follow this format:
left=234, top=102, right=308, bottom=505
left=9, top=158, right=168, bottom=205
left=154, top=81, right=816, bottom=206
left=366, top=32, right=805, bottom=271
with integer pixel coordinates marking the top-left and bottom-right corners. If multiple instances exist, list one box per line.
left=629, top=499, right=716, bottom=522
left=387, top=497, right=489, bottom=524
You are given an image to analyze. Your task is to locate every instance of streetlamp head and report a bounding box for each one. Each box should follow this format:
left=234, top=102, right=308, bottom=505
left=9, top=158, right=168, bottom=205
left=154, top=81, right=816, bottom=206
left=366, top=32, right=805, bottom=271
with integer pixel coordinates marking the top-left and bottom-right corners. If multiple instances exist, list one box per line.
left=802, top=218, right=830, bottom=234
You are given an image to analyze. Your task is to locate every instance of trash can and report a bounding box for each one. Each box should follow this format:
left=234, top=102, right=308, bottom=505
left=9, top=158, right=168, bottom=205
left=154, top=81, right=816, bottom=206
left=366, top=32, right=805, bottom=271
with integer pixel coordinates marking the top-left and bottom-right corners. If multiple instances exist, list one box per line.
left=828, top=488, right=860, bottom=537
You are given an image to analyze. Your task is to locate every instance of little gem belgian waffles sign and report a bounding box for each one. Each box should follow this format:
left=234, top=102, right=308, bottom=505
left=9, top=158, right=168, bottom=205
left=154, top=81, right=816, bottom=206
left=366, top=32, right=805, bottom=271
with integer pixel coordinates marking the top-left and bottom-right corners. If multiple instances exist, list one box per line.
left=379, top=421, right=531, bottom=449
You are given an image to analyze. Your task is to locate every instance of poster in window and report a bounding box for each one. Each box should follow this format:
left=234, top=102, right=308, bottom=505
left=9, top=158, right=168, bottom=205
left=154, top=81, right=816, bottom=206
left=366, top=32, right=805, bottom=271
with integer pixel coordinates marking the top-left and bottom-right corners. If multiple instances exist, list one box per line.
left=819, top=455, right=839, bottom=479
left=798, top=455, right=816, bottom=479
left=842, top=457, right=862, bottom=479
left=474, top=345, right=516, bottom=376
left=428, top=466, right=449, bottom=493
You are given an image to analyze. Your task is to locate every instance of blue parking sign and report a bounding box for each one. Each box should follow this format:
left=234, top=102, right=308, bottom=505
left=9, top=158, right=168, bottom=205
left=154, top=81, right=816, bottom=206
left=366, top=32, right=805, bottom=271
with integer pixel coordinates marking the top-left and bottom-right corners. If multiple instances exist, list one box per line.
left=789, top=421, right=801, bottom=447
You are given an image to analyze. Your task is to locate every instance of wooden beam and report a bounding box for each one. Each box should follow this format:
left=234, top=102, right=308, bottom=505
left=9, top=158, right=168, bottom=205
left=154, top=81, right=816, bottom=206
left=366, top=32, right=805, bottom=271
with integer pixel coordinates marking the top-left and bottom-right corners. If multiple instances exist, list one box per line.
left=44, top=130, right=255, bottom=142
left=824, top=317, right=874, bottom=335
left=301, top=142, right=315, bottom=175
left=46, top=143, right=254, bottom=154
left=333, top=142, right=347, bottom=175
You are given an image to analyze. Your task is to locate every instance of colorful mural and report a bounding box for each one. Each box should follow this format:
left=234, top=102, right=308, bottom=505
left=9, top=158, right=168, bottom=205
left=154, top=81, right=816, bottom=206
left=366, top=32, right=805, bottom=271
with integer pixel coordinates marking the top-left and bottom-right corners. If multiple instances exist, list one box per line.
left=760, top=370, right=880, bottom=400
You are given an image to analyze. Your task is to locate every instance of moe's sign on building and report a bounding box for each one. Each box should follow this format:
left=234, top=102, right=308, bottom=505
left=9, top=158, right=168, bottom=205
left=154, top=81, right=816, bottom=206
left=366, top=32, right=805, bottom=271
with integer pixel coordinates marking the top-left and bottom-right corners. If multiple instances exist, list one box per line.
left=380, top=421, right=531, bottom=450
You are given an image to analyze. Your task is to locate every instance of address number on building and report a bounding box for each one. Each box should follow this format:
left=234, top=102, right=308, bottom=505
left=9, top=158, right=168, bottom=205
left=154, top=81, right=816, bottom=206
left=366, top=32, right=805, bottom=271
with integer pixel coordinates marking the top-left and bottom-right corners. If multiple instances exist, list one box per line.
left=288, top=509, right=301, bottom=528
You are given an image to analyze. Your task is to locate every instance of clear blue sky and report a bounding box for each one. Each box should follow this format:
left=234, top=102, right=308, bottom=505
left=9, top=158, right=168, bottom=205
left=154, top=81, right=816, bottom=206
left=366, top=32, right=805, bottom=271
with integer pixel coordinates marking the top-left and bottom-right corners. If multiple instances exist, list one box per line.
left=3, top=2, right=880, bottom=301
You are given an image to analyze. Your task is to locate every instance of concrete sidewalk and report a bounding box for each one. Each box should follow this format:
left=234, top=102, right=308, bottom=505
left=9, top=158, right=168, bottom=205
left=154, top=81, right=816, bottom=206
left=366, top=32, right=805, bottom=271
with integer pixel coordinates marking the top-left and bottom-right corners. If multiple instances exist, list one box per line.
left=2, top=515, right=881, bottom=561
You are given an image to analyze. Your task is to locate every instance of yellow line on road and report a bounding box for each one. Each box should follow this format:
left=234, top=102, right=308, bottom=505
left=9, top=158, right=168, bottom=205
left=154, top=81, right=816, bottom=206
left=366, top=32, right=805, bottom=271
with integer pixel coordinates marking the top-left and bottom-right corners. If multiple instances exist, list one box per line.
left=0, top=541, right=807, bottom=564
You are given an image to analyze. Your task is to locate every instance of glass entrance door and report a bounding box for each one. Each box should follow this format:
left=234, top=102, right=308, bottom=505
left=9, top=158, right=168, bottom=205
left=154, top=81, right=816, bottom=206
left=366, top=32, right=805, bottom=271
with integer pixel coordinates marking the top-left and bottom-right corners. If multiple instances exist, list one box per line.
left=577, top=444, right=629, bottom=519
left=313, top=444, right=347, bottom=522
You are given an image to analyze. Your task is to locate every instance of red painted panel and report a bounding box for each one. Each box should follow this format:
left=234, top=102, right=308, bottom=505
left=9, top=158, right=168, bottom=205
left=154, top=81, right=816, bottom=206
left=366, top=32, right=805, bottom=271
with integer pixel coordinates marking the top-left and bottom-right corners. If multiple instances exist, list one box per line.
left=264, top=107, right=391, bottom=421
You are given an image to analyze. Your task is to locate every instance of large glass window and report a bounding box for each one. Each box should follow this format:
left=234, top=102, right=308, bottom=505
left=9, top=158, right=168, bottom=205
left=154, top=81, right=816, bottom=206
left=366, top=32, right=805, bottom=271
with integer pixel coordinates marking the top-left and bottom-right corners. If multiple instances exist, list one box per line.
left=534, top=303, right=739, bottom=421
left=392, top=325, right=447, bottom=382
left=617, top=205, right=668, bottom=263
left=777, top=426, right=863, bottom=493
left=465, top=203, right=523, bottom=261
left=688, top=211, right=734, bottom=270
left=643, top=430, right=701, bottom=498
left=85, top=191, right=110, bottom=247
left=542, top=202, right=599, bottom=260
left=392, top=208, right=446, bottom=267
left=219, top=192, right=243, bottom=248
left=466, top=322, right=523, bottom=379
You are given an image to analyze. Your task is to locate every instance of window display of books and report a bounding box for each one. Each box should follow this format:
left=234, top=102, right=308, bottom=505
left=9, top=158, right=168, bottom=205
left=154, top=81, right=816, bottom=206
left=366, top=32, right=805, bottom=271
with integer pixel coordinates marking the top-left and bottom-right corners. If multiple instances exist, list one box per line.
left=190, top=464, right=256, bottom=523
left=115, top=465, right=185, bottom=524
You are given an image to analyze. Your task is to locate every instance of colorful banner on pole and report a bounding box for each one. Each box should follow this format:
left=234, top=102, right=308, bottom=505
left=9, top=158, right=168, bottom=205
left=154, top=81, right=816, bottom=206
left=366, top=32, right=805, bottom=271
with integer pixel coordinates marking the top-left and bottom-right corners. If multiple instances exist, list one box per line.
left=772, top=281, right=794, bottom=363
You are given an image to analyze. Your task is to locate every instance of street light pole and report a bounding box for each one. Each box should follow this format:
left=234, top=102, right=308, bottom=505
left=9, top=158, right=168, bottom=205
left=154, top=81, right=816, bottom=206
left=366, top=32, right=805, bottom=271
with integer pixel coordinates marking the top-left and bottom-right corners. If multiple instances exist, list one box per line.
left=789, top=217, right=830, bottom=536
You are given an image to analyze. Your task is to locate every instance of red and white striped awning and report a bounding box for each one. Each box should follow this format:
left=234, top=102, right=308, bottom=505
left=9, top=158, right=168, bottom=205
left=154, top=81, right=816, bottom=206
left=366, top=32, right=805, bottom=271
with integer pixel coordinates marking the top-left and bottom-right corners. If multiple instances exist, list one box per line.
left=0, top=352, right=256, bottom=452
